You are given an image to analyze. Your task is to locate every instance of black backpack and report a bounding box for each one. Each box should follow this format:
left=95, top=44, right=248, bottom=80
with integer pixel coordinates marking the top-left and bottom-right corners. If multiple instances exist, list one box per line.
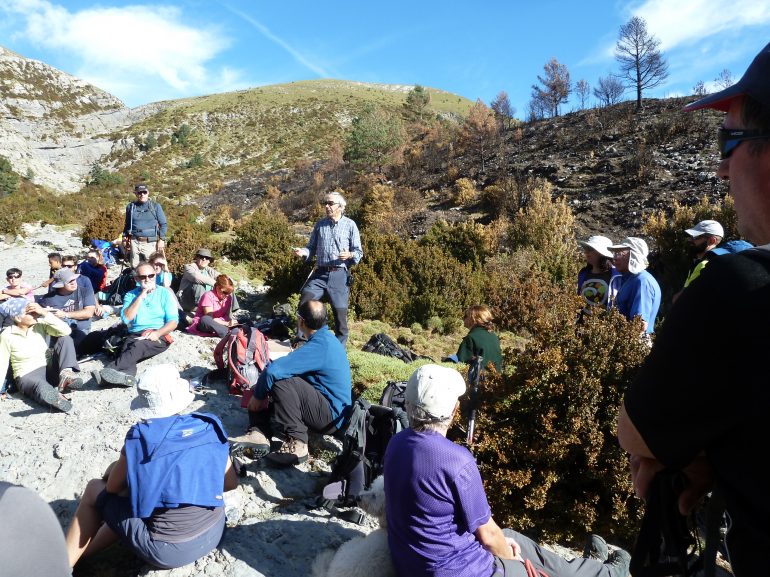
left=319, top=398, right=409, bottom=519
left=361, top=332, right=420, bottom=363
left=380, top=380, right=407, bottom=411
left=102, top=268, right=136, bottom=306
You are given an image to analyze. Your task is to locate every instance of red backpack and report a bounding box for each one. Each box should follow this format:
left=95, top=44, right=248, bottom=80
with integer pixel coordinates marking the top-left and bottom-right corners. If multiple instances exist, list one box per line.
left=214, top=324, right=271, bottom=400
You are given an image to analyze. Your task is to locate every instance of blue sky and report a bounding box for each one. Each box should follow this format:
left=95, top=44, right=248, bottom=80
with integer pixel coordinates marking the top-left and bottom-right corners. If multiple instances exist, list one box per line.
left=1, top=0, right=769, bottom=115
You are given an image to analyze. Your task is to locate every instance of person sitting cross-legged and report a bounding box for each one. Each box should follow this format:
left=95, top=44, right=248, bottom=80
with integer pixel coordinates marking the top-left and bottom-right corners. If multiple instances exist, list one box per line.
left=233, top=300, right=352, bottom=466
left=186, top=275, right=238, bottom=338
left=384, top=364, right=631, bottom=577
left=81, top=262, right=178, bottom=387
left=0, top=302, right=83, bottom=412
left=65, top=365, right=238, bottom=571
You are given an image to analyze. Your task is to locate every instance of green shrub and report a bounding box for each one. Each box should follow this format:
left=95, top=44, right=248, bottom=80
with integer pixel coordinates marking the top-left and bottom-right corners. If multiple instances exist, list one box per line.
left=420, top=219, right=491, bottom=269
left=426, top=316, right=444, bottom=334
left=0, top=156, right=20, bottom=196
left=167, top=223, right=213, bottom=274
left=227, top=206, right=303, bottom=278
left=472, top=298, right=648, bottom=546
left=452, top=177, right=478, bottom=205
left=87, top=163, right=123, bottom=186
left=209, top=205, right=234, bottom=233
left=350, top=232, right=484, bottom=326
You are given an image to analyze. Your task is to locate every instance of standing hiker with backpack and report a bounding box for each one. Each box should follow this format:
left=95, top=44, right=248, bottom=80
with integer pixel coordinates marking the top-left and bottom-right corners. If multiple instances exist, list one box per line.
left=618, top=41, right=770, bottom=577
left=231, top=300, right=351, bottom=467
left=384, top=364, right=630, bottom=577
left=123, top=183, right=167, bottom=268
left=293, top=191, right=362, bottom=346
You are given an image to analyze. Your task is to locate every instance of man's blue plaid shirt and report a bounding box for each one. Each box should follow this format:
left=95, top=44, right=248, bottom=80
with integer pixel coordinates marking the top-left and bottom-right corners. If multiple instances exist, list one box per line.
left=301, top=215, right=363, bottom=268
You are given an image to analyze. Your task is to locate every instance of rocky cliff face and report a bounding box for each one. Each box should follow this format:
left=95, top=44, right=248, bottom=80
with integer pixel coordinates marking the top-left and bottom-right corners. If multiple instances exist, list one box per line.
left=0, top=45, right=162, bottom=192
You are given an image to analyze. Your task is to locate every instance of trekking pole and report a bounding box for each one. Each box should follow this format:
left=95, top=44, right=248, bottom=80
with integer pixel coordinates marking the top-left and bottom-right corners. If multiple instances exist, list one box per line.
left=466, top=356, right=483, bottom=451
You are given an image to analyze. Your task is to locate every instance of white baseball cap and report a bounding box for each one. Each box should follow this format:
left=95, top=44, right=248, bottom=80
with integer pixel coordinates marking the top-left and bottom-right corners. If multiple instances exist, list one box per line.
left=685, top=220, right=724, bottom=238
left=406, top=365, right=466, bottom=421
left=130, top=365, right=194, bottom=420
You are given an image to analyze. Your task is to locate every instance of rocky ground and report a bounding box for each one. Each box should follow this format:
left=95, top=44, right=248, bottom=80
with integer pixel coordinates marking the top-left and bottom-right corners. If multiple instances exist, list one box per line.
left=0, top=224, right=375, bottom=577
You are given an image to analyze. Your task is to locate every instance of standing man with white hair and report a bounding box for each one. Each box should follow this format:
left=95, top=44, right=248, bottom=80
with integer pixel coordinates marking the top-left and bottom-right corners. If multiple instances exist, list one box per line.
left=293, top=191, right=363, bottom=345
left=608, top=237, right=661, bottom=335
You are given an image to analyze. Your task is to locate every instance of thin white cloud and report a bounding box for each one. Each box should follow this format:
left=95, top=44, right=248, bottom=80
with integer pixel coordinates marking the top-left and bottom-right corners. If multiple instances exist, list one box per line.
left=0, top=0, right=245, bottom=105
left=631, top=0, right=770, bottom=50
left=222, top=3, right=331, bottom=77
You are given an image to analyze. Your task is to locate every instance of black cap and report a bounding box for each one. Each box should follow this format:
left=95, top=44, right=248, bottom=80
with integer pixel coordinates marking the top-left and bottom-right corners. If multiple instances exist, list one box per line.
left=134, top=184, right=149, bottom=193
left=685, top=42, right=770, bottom=112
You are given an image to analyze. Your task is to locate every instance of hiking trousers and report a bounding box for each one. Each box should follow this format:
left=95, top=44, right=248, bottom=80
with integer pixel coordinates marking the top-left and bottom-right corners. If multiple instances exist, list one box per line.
left=196, top=315, right=229, bottom=338
left=129, top=239, right=156, bottom=268
left=270, top=376, right=338, bottom=443
left=15, top=335, right=78, bottom=406
left=106, top=334, right=170, bottom=376
left=492, top=529, right=618, bottom=577
left=300, top=268, right=349, bottom=346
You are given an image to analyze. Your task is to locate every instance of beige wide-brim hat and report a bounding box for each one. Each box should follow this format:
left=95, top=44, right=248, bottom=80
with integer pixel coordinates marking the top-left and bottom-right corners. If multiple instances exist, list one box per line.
left=578, top=235, right=614, bottom=258
left=130, top=364, right=194, bottom=420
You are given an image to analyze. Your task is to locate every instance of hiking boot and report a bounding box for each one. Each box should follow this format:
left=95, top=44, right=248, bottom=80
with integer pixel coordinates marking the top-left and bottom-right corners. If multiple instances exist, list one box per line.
left=40, top=385, right=73, bottom=413
left=99, top=368, right=135, bottom=388
left=605, top=548, right=631, bottom=577
left=583, top=534, right=609, bottom=561
left=229, top=428, right=270, bottom=459
left=264, top=437, right=308, bottom=467
left=58, top=368, right=84, bottom=392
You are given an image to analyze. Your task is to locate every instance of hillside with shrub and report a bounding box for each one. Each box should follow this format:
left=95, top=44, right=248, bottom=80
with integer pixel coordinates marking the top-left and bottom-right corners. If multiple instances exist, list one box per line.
left=0, top=48, right=744, bottom=552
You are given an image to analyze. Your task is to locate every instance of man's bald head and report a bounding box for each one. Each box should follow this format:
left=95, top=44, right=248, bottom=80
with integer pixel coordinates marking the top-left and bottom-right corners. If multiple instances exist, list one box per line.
left=298, top=300, right=327, bottom=330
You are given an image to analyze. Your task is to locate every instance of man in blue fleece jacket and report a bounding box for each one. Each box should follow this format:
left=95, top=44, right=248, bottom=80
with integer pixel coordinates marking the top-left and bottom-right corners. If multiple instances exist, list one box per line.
left=246, top=299, right=352, bottom=467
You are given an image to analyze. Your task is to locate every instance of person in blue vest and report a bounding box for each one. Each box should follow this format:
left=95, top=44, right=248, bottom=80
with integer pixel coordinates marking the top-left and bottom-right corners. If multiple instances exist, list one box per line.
left=123, top=183, right=167, bottom=268
left=65, top=364, right=237, bottom=570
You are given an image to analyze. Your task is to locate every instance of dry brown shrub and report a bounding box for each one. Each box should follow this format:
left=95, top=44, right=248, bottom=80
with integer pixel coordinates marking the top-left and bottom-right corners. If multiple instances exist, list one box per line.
left=473, top=290, right=648, bottom=546
left=209, top=205, right=234, bottom=233
left=453, top=177, right=478, bottom=205
left=81, top=207, right=124, bottom=246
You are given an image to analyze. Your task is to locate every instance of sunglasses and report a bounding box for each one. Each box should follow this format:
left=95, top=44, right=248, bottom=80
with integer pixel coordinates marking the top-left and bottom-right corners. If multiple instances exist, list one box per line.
left=136, top=273, right=156, bottom=280
left=6, top=274, right=20, bottom=279
left=321, top=201, right=338, bottom=206
left=135, top=190, right=149, bottom=195
left=718, top=128, right=770, bottom=159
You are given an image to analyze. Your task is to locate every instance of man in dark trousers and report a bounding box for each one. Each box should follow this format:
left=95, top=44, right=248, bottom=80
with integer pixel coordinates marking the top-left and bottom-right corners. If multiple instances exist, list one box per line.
left=85, top=262, right=178, bottom=387
left=238, top=300, right=351, bottom=467
left=293, top=191, right=362, bottom=345
left=123, top=184, right=167, bottom=268
left=618, top=41, right=770, bottom=577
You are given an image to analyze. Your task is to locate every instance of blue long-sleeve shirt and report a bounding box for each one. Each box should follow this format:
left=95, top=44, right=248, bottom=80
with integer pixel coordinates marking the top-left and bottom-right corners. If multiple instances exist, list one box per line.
left=615, top=270, right=661, bottom=333
left=124, top=199, right=168, bottom=240
left=302, top=216, right=363, bottom=268
left=253, top=326, right=352, bottom=427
